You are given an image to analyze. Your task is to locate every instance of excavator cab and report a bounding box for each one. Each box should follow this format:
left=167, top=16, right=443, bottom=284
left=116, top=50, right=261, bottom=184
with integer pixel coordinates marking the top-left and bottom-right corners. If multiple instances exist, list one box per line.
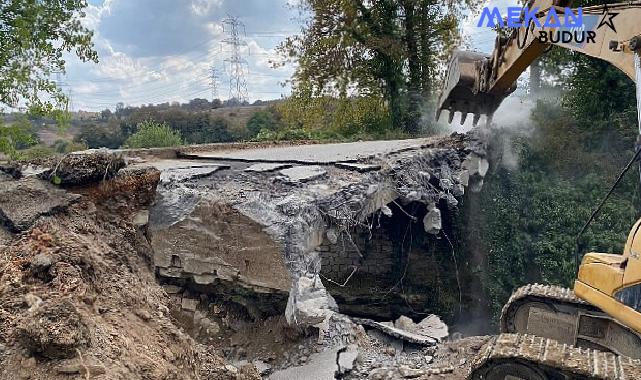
left=574, top=218, right=641, bottom=335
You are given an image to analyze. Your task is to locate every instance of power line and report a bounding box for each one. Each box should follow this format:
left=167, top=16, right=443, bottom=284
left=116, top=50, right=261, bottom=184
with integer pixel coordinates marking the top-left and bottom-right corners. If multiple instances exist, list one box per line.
left=53, top=71, right=74, bottom=112
left=209, top=65, right=221, bottom=102
left=222, top=15, right=249, bottom=102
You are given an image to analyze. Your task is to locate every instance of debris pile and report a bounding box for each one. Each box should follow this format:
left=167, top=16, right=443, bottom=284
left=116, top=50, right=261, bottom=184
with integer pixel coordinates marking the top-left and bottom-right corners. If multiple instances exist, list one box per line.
left=0, top=132, right=491, bottom=379
left=0, top=151, right=260, bottom=380
left=145, top=132, right=487, bottom=332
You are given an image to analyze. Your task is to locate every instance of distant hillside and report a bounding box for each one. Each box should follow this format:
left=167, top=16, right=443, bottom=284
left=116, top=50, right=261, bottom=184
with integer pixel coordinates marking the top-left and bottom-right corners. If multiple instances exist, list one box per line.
left=208, top=105, right=267, bottom=128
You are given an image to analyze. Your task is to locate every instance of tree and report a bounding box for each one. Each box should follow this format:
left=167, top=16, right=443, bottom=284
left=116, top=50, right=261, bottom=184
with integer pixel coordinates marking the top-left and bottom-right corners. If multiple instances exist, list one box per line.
left=101, top=109, right=113, bottom=120
left=278, top=0, right=469, bottom=133
left=115, top=102, right=125, bottom=118
left=124, top=120, right=183, bottom=149
left=0, top=117, right=37, bottom=159
left=181, top=114, right=233, bottom=144
left=0, top=1, right=97, bottom=114
left=75, top=122, right=125, bottom=149
left=247, top=109, right=281, bottom=137
left=563, top=54, right=636, bottom=129
left=187, top=98, right=211, bottom=112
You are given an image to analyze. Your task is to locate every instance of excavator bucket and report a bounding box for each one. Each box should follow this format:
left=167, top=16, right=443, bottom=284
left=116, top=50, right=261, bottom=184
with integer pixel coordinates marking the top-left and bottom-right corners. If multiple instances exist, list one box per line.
left=436, top=50, right=513, bottom=126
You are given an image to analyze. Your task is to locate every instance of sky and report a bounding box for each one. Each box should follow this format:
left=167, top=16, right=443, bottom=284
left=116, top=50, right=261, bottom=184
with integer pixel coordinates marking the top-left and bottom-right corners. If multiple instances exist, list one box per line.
left=62, top=0, right=518, bottom=112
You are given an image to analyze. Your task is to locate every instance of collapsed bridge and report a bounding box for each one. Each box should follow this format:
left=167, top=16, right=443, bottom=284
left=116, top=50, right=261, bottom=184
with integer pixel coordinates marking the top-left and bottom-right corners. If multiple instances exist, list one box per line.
left=0, top=130, right=491, bottom=378
left=128, top=132, right=489, bottom=328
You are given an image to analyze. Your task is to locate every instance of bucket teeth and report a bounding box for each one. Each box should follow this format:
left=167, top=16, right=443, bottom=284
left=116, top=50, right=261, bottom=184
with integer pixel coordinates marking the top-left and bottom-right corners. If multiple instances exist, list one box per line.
left=448, top=110, right=455, bottom=124
left=436, top=50, right=515, bottom=126
left=436, top=108, right=442, bottom=122
left=460, top=112, right=468, bottom=125
left=473, top=113, right=481, bottom=127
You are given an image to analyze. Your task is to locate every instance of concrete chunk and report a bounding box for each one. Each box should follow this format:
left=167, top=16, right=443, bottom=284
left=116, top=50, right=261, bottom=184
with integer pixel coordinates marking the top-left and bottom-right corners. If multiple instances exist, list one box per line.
left=286, top=275, right=337, bottom=326
left=0, top=178, right=80, bottom=232
left=423, top=205, right=442, bottom=235
left=160, top=166, right=225, bottom=182
left=38, top=150, right=125, bottom=185
left=279, top=166, right=327, bottom=183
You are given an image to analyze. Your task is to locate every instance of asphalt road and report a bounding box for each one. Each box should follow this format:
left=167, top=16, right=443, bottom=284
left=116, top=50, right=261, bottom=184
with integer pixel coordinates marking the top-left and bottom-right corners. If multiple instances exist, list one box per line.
left=189, top=138, right=435, bottom=164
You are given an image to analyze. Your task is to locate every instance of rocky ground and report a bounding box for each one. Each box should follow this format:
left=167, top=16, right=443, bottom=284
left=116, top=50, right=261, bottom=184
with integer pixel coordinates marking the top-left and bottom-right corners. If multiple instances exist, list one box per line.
left=0, top=146, right=492, bottom=380
left=348, top=335, right=490, bottom=380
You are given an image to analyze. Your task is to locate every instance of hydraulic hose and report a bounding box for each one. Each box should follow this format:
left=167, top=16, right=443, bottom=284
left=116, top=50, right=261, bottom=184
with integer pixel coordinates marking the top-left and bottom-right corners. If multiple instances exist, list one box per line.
left=575, top=146, right=641, bottom=273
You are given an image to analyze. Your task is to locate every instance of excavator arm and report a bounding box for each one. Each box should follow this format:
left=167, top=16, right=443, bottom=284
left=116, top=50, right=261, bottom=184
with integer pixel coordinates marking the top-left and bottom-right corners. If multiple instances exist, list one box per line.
left=437, top=0, right=641, bottom=126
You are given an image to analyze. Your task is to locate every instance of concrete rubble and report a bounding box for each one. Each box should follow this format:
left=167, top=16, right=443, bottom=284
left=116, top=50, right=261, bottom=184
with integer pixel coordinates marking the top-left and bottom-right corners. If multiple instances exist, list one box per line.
left=0, top=131, right=491, bottom=379
left=122, top=131, right=488, bottom=377
left=137, top=131, right=488, bottom=330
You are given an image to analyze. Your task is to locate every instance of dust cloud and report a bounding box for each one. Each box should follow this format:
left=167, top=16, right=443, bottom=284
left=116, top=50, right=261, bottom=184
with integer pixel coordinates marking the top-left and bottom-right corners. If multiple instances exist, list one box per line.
left=445, top=95, right=537, bottom=170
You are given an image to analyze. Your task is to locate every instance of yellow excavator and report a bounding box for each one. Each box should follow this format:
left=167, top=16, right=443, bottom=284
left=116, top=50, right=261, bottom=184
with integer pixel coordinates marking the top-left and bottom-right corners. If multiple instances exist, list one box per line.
left=436, top=0, right=641, bottom=378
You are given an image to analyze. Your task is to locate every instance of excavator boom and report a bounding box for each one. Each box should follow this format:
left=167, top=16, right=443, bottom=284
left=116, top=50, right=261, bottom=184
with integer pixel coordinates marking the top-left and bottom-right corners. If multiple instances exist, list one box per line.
left=453, top=2, right=641, bottom=379
left=437, top=0, right=641, bottom=125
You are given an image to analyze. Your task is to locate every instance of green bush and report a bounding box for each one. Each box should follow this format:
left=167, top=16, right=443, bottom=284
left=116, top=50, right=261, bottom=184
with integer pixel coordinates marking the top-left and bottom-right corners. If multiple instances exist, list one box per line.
left=124, top=120, right=183, bottom=148
left=247, top=109, right=282, bottom=137
left=15, top=144, right=56, bottom=160
left=75, top=122, right=125, bottom=149
left=53, top=139, right=87, bottom=153
left=0, top=117, right=38, bottom=159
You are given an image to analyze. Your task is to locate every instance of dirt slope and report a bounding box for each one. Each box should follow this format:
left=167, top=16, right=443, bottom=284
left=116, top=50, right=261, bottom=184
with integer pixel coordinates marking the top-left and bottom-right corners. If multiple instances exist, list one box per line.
left=0, top=168, right=259, bottom=380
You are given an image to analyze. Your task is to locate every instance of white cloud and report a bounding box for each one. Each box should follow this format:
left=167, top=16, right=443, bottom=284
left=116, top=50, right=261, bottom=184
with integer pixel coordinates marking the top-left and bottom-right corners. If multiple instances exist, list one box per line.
left=206, top=22, right=225, bottom=37
left=191, top=0, right=223, bottom=16
left=66, top=0, right=299, bottom=110
left=95, top=50, right=164, bottom=82
left=82, top=0, right=113, bottom=30
left=73, top=82, right=101, bottom=95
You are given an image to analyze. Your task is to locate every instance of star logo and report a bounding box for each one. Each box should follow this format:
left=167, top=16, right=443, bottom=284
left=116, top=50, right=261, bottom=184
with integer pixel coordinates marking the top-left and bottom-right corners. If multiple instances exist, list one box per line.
left=597, top=5, right=619, bottom=33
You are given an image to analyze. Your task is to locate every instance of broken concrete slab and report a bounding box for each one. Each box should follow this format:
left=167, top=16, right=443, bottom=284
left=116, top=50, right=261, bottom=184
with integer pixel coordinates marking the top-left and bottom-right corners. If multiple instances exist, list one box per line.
left=128, top=159, right=220, bottom=171
left=337, top=345, right=359, bottom=374
left=245, top=163, right=292, bottom=173
left=394, top=315, right=449, bottom=341
left=353, top=317, right=438, bottom=345
left=151, top=194, right=291, bottom=316
left=334, top=162, right=382, bottom=173
left=416, top=315, right=449, bottom=340
left=279, top=166, right=327, bottom=184
left=0, top=178, right=80, bottom=232
left=128, top=159, right=229, bottom=183
left=286, top=275, right=337, bottom=326
left=149, top=131, right=488, bottom=332
left=160, top=166, right=226, bottom=182
left=183, top=138, right=435, bottom=164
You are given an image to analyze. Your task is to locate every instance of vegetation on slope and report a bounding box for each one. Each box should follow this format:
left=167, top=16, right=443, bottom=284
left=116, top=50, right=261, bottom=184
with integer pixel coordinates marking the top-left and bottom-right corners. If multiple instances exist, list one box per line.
left=476, top=55, right=640, bottom=320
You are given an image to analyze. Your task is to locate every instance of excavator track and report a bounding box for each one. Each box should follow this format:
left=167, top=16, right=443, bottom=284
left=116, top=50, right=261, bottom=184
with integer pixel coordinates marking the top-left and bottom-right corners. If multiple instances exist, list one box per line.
left=500, top=284, right=595, bottom=335
left=468, top=333, right=641, bottom=380
left=500, top=284, right=641, bottom=359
